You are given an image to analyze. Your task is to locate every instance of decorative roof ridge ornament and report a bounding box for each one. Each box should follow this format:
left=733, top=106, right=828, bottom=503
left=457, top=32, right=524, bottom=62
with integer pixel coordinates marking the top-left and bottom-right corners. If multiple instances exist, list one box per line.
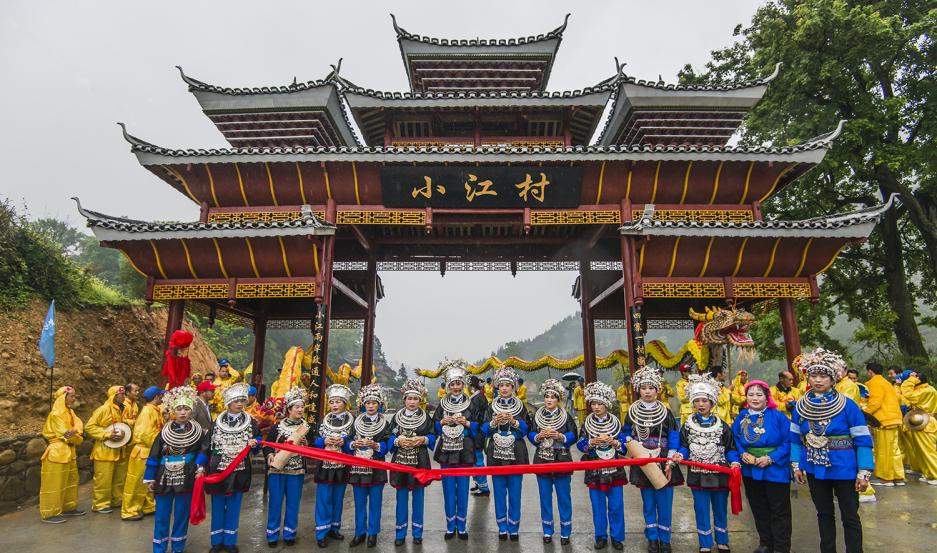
left=175, top=65, right=340, bottom=96
left=616, top=62, right=783, bottom=92
left=619, top=204, right=655, bottom=235
left=390, top=12, right=569, bottom=46
left=801, top=119, right=847, bottom=147
left=117, top=122, right=156, bottom=149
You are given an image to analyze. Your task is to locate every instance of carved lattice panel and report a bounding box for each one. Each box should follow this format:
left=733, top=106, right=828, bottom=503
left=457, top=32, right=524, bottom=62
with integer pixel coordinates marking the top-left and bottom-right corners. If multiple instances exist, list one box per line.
left=590, top=261, right=623, bottom=271
left=207, top=211, right=303, bottom=224
left=235, top=282, right=317, bottom=299
left=530, top=210, right=621, bottom=225
left=733, top=282, right=812, bottom=298
left=594, top=319, right=626, bottom=329
left=330, top=319, right=365, bottom=330
left=337, top=211, right=425, bottom=225
left=642, top=282, right=726, bottom=298
left=632, top=209, right=755, bottom=223
left=153, top=283, right=229, bottom=300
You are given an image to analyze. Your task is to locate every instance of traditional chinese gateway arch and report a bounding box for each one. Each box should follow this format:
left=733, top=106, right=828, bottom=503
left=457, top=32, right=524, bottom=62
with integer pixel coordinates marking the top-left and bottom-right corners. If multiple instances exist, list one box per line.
left=77, top=15, right=890, bottom=422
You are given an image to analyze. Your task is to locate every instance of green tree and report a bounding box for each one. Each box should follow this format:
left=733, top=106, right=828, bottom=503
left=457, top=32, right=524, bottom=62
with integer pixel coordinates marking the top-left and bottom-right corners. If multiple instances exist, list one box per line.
left=679, top=0, right=936, bottom=368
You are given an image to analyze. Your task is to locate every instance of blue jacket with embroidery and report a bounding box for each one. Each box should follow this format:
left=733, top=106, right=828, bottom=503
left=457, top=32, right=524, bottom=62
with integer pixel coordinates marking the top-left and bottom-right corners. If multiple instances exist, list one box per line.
left=789, top=392, right=874, bottom=480
left=731, top=407, right=791, bottom=483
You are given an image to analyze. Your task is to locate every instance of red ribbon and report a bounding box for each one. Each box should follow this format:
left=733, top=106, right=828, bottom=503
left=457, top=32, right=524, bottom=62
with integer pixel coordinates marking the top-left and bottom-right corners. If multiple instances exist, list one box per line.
left=190, top=441, right=743, bottom=525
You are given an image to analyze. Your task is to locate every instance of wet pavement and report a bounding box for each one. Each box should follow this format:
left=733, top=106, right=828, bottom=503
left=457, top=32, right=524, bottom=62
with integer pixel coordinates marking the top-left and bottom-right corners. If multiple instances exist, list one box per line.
left=3, top=470, right=936, bottom=552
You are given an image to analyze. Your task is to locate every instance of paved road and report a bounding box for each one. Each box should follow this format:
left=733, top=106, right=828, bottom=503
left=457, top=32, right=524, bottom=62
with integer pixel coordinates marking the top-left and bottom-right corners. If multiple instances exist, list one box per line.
left=3, top=471, right=936, bottom=552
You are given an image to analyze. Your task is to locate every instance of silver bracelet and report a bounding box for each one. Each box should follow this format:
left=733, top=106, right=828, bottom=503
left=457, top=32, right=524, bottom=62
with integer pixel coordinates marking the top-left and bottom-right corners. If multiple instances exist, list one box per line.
left=791, top=462, right=800, bottom=471
left=857, top=469, right=872, bottom=481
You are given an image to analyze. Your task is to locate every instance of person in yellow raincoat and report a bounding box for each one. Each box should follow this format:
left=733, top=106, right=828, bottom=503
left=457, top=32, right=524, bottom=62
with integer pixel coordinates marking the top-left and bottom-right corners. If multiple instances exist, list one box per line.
left=710, top=366, right=733, bottom=423
left=211, top=359, right=242, bottom=415
left=121, top=386, right=164, bottom=520
left=889, top=367, right=914, bottom=474
left=122, top=383, right=140, bottom=428
left=85, top=385, right=131, bottom=513
left=484, top=378, right=494, bottom=403
left=616, top=378, right=632, bottom=419
left=245, top=385, right=278, bottom=434
left=729, top=370, right=748, bottom=419
left=863, top=362, right=905, bottom=485
left=899, top=371, right=937, bottom=484
left=837, top=369, right=877, bottom=502
left=39, top=386, right=85, bottom=523
left=674, top=364, right=693, bottom=424
left=572, top=380, right=586, bottom=424
left=770, top=371, right=801, bottom=419
left=517, top=377, right=529, bottom=411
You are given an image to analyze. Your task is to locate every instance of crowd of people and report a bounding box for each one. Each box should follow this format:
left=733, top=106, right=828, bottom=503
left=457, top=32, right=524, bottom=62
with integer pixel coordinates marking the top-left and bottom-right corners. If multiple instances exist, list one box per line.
left=32, top=349, right=937, bottom=553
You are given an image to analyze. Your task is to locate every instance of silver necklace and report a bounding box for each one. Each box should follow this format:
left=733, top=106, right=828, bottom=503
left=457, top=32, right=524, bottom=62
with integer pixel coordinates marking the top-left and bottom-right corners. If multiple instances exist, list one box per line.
left=439, top=394, right=470, bottom=415
left=534, top=406, right=568, bottom=461
left=354, top=414, right=387, bottom=438
left=685, top=414, right=724, bottom=471
left=162, top=421, right=202, bottom=449
left=393, top=409, right=427, bottom=431
left=492, top=396, right=524, bottom=418
left=393, top=409, right=426, bottom=467
left=584, top=413, right=622, bottom=460
left=629, top=401, right=667, bottom=443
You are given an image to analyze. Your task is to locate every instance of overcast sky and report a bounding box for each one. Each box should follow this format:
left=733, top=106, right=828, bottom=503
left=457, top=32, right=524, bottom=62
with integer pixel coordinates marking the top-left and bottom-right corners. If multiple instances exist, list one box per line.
left=0, top=0, right=760, bottom=371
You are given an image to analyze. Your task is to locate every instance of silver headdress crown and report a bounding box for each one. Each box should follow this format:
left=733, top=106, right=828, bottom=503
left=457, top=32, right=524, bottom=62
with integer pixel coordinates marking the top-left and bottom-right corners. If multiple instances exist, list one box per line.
left=685, top=373, right=721, bottom=404
left=401, top=379, right=427, bottom=399
left=631, top=366, right=663, bottom=391
left=357, top=383, right=387, bottom=406
left=796, top=348, right=847, bottom=380
left=283, top=386, right=307, bottom=409
left=493, top=367, right=518, bottom=389
left=325, top=384, right=354, bottom=408
left=222, top=382, right=249, bottom=406
left=540, top=378, right=566, bottom=401
left=440, top=359, right=470, bottom=387
left=584, top=381, right=615, bottom=408
left=166, top=386, right=197, bottom=410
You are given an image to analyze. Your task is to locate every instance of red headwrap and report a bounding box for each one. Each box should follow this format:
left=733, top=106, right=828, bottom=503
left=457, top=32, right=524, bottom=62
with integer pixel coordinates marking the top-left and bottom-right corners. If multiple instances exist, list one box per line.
left=743, top=380, right=777, bottom=409
left=169, top=330, right=194, bottom=349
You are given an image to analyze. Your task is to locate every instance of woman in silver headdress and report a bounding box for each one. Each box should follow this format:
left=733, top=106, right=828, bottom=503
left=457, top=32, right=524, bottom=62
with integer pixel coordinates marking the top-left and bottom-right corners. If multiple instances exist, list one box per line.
left=345, top=384, right=392, bottom=548
left=623, top=367, right=683, bottom=553
left=431, top=361, right=479, bottom=540
left=205, top=382, right=261, bottom=553
left=528, top=378, right=578, bottom=545
left=262, top=387, right=310, bottom=547
left=312, top=384, right=355, bottom=548
left=576, top=381, right=627, bottom=551
left=389, top=379, right=436, bottom=546
left=482, top=367, right=530, bottom=541
left=673, top=373, right=740, bottom=553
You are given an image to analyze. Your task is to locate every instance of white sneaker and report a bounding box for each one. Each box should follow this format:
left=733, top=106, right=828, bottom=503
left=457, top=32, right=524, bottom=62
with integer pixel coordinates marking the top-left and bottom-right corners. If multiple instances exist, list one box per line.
left=927, top=479, right=937, bottom=486
left=859, top=494, right=877, bottom=503
left=920, top=477, right=929, bottom=483
left=895, top=481, right=906, bottom=486
left=871, top=481, right=895, bottom=487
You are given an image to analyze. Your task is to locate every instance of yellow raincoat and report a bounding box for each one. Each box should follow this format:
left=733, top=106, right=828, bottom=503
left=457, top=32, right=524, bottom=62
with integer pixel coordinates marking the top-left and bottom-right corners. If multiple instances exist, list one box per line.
left=616, top=382, right=632, bottom=419
left=85, top=385, right=131, bottom=511
left=900, top=377, right=937, bottom=480
left=864, top=374, right=905, bottom=482
left=121, top=402, right=163, bottom=518
left=675, top=376, right=693, bottom=421
left=39, top=387, right=84, bottom=519
left=573, top=385, right=586, bottom=424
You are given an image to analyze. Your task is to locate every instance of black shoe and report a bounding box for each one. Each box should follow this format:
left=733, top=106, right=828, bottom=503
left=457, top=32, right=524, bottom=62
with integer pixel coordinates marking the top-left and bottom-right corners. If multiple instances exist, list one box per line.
left=753, top=548, right=770, bottom=553
left=648, top=540, right=660, bottom=553
left=284, top=539, right=295, bottom=547
left=350, top=535, right=366, bottom=547
left=267, top=541, right=278, bottom=549
left=716, top=547, right=730, bottom=553
left=329, top=530, right=345, bottom=540
left=499, top=533, right=508, bottom=541
left=611, top=541, right=624, bottom=551
left=472, top=489, right=490, bottom=497
left=228, top=546, right=240, bottom=553
left=544, top=536, right=553, bottom=544
left=445, top=532, right=456, bottom=540
left=561, top=537, right=570, bottom=546
left=394, top=539, right=405, bottom=547
left=458, top=532, right=468, bottom=541
left=367, top=536, right=377, bottom=548
left=209, top=546, right=224, bottom=553
left=62, top=509, right=87, bottom=517
left=510, top=534, right=519, bottom=542
left=413, top=538, right=422, bottom=545
left=595, top=538, right=608, bottom=550
left=659, top=543, right=672, bottom=553
left=317, top=540, right=328, bottom=549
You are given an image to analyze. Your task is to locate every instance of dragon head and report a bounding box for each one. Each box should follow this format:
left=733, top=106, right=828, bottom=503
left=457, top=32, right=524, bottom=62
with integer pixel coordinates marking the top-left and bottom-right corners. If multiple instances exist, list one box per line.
left=689, top=306, right=755, bottom=349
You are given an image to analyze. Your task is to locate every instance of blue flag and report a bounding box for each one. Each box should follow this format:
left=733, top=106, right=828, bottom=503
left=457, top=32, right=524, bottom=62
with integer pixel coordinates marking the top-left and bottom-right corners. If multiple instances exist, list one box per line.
left=39, top=300, right=55, bottom=368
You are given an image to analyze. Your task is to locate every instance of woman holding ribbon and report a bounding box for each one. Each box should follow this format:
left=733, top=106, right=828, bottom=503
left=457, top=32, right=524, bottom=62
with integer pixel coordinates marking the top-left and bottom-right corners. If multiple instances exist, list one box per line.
left=576, top=381, right=627, bottom=551
left=482, top=367, right=530, bottom=541
left=673, top=373, right=740, bottom=553
left=528, top=378, right=578, bottom=545
left=345, top=383, right=392, bottom=548
left=432, top=361, right=479, bottom=540
left=262, top=387, right=310, bottom=548
left=389, top=379, right=435, bottom=546
left=790, top=348, right=873, bottom=553
left=313, top=384, right=355, bottom=548
left=623, top=367, right=683, bottom=553
left=731, top=379, right=792, bottom=553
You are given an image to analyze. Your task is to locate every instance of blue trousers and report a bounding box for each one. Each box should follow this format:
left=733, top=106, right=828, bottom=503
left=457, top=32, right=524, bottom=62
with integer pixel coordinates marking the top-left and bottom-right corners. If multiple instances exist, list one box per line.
left=394, top=487, right=425, bottom=539
left=314, top=482, right=346, bottom=540
left=640, top=487, right=674, bottom=543
left=352, top=484, right=384, bottom=537
left=691, top=488, right=729, bottom=548
left=473, top=450, right=489, bottom=490
left=536, top=476, right=572, bottom=538
left=152, top=492, right=191, bottom=553
left=588, top=486, right=625, bottom=542
left=266, top=473, right=304, bottom=542
left=440, top=470, right=470, bottom=533
left=210, top=492, right=243, bottom=546
left=491, top=474, right=523, bottom=535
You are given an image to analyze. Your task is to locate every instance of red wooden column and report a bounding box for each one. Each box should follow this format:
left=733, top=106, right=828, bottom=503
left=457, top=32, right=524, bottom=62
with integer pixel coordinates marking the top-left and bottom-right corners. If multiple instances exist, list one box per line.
left=579, top=260, right=598, bottom=383
left=619, top=236, right=639, bottom=372
left=360, top=259, right=378, bottom=386
left=779, top=298, right=803, bottom=384
left=315, top=199, right=338, bottom=417
left=164, top=299, right=185, bottom=350
left=251, top=316, right=267, bottom=397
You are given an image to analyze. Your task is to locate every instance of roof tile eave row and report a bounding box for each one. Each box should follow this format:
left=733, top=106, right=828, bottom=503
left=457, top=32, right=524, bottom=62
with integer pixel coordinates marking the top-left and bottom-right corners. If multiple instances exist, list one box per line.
left=391, top=13, right=569, bottom=48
